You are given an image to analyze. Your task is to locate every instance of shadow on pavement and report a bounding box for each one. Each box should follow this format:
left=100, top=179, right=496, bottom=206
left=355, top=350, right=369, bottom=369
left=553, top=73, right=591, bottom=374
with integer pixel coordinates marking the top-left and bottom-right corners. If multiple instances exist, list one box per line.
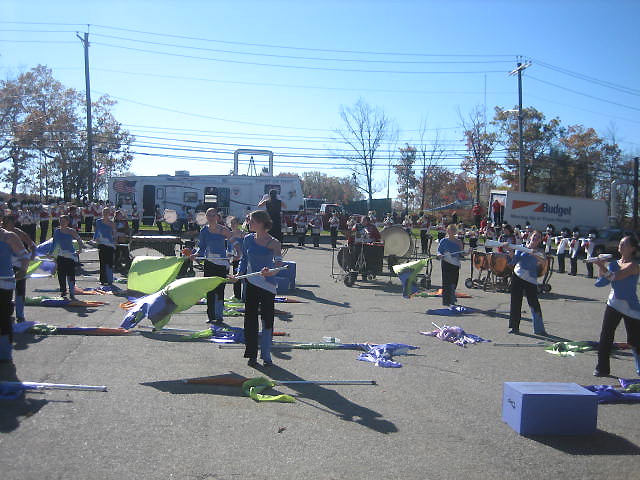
left=0, top=363, right=51, bottom=433
left=293, top=287, right=351, bottom=308
left=526, top=429, right=640, bottom=455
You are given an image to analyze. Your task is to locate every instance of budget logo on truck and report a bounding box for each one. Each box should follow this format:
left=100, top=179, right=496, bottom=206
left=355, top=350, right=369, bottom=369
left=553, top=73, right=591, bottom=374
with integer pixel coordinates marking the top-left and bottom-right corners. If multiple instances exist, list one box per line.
left=511, top=200, right=571, bottom=218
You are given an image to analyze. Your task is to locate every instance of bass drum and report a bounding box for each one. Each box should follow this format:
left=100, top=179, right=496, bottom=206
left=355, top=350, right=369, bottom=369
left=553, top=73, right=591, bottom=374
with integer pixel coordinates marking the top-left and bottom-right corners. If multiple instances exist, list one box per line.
left=381, top=225, right=413, bottom=257
left=488, top=253, right=514, bottom=278
left=336, top=246, right=352, bottom=272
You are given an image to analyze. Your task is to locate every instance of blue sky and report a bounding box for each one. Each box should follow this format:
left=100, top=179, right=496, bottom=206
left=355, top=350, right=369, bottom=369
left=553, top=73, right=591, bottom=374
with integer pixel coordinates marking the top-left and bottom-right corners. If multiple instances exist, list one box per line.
left=1, top=0, right=639, bottom=198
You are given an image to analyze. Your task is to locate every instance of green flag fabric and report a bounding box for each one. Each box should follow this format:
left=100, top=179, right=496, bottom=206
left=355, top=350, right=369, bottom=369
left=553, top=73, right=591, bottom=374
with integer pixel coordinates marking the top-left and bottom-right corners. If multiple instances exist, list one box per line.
left=127, top=256, right=186, bottom=294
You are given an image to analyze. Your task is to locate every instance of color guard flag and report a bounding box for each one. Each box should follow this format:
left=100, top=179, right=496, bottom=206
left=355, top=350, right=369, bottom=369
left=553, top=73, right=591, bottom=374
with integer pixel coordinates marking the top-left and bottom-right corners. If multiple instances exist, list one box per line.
left=392, top=259, right=427, bottom=298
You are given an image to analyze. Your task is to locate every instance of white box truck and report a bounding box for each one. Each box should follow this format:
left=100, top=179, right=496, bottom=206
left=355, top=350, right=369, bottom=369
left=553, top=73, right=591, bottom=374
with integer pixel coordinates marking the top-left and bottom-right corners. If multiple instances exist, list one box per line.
left=491, top=190, right=610, bottom=231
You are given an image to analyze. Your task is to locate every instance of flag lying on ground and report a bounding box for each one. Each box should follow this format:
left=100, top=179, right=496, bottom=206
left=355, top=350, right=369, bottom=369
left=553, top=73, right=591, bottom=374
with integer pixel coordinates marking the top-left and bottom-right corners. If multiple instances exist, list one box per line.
left=583, top=385, right=640, bottom=404
left=545, top=341, right=598, bottom=357
left=392, top=259, right=427, bottom=298
left=426, top=306, right=475, bottom=316
left=127, top=256, right=186, bottom=295
left=356, top=343, right=418, bottom=368
left=24, top=296, right=107, bottom=307
left=415, top=289, right=472, bottom=298
left=420, top=325, right=490, bottom=347
left=120, top=276, right=226, bottom=331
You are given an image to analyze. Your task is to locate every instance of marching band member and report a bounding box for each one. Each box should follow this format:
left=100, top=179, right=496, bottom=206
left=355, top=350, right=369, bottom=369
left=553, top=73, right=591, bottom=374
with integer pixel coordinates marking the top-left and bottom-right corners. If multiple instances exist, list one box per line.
left=417, top=212, right=432, bottom=254
left=83, top=202, right=95, bottom=233
left=0, top=223, right=29, bottom=363
left=498, top=224, right=516, bottom=253
left=195, top=208, right=237, bottom=324
left=308, top=213, right=323, bottom=248
left=94, top=207, right=116, bottom=286
left=582, top=232, right=597, bottom=278
left=38, top=204, right=50, bottom=243
left=568, top=230, right=581, bottom=276
left=329, top=212, right=340, bottom=249
left=402, top=215, right=412, bottom=233
left=437, top=224, right=466, bottom=309
left=542, top=224, right=555, bottom=255
left=504, top=230, right=548, bottom=336
left=361, top=215, right=381, bottom=242
left=294, top=210, right=307, bottom=247
left=52, top=214, right=83, bottom=300
left=555, top=230, right=570, bottom=274
left=231, top=210, right=283, bottom=367
left=131, top=202, right=140, bottom=233
left=592, top=235, right=640, bottom=377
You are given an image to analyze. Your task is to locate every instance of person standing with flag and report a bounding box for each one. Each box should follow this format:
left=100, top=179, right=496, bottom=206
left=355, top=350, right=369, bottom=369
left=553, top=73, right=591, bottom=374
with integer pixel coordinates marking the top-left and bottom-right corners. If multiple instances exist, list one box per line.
left=437, top=224, right=466, bottom=309
left=231, top=210, right=283, bottom=367
left=0, top=224, right=29, bottom=363
left=94, top=207, right=116, bottom=286
left=504, top=230, right=548, bottom=336
left=52, top=215, right=83, bottom=300
left=195, top=208, right=237, bottom=324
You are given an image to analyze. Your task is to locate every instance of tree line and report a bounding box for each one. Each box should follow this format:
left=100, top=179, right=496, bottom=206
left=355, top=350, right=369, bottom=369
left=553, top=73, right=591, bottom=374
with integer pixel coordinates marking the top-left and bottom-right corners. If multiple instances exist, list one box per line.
left=0, top=65, right=134, bottom=202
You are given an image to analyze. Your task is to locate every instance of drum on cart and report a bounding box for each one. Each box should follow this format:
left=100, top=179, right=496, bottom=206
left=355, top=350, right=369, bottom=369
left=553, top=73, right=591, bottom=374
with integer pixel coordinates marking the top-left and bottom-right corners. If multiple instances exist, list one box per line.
left=381, top=226, right=413, bottom=258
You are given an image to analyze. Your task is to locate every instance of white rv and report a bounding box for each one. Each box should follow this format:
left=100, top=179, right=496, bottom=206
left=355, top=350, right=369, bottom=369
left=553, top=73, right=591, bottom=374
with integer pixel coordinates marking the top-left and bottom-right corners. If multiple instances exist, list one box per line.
left=108, top=171, right=304, bottom=225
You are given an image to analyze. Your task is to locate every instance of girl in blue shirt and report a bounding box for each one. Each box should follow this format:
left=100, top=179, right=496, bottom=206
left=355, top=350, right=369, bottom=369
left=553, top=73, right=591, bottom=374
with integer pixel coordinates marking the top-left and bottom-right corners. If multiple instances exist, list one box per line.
left=52, top=215, right=83, bottom=300
left=93, top=208, right=116, bottom=285
left=505, top=230, right=548, bottom=336
left=196, top=208, right=237, bottom=324
left=593, top=235, right=640, bottom=377
left=231, top=210, right=283, bottom=367
left=437, top=224, right=466, bottom=308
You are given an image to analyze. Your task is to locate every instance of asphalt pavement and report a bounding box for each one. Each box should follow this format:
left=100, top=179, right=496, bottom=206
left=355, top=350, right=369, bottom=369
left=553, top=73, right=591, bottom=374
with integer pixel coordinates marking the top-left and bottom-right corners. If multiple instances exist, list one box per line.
left=1, top=239, right=639, bottom=479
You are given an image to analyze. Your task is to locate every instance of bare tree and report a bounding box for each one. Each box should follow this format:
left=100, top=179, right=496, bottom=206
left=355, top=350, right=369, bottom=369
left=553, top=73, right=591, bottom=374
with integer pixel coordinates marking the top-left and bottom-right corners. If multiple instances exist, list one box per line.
left=415, top=119, right=447, bottom=211
left=336, top=98, right=391, bottom=207
left=460, top=106, right=499, bottom=205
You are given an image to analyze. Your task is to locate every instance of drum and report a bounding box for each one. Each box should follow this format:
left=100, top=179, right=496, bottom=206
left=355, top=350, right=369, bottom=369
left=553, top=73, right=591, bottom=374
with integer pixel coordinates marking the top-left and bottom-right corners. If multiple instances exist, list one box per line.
left=129, top=235, right=182, bottom=257
left=537, top=255, right=550, bottom=278
left=336, top=245, right=352, bottom=272
left=381, top=225, right=413, bottom=257
left=488, top=253, right=513, bottom=278
left=163, top=209, right=178, bottom=224
left=472, top=251, right=489, bottom=271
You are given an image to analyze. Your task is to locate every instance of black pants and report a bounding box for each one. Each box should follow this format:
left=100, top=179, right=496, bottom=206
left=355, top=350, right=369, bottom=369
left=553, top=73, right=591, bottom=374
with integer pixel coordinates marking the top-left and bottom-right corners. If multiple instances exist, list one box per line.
left=509, top=274, right=541, bottom=330
left=231, top=259, right=242, bottom=299
left=132, top=219, right=140, bottom=233
left=596, top=305, right=640, bottom=374
left=56, top=256, right=76, bottom=295
left=39, top=220, right=49, bottom=244
left=243, top=281, right=275, bottom=359
left=557, top=253, right=566, bottom=273
left=84, top=216, right=93, bottom=233
left=586, top=262, right=594, bottom=278
left=420, top=231, right=432, bottom=253
left=330, top=227, right=338, bottom=248
left=569, top=255, right=578, bottom=275
left=22, top=224, right=36, bottom=242
left=204, top=262, right=228, bottom=321
left=52, top=219, right=59, bottom=231
left=269, top=224, right=282, bottom=243
left=0, top=289, right=14, bottom=340
left=441, top=261, right=460, bottom=306
left=156, top=221, right=164, bottom=233
left=297, top=228, right=307, bottom=246
left=98, top=245, right=115, bottom=284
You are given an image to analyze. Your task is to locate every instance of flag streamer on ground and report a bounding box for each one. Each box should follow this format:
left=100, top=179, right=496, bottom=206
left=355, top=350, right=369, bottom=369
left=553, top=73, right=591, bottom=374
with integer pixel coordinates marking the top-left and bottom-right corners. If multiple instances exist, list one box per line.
left=420, top=325, right=490, bottom=347
left=545, top=341, right=598, bottom=356
left=392, top=259, right=427, bottom=298
left=120, top=276, right=226, bottom=330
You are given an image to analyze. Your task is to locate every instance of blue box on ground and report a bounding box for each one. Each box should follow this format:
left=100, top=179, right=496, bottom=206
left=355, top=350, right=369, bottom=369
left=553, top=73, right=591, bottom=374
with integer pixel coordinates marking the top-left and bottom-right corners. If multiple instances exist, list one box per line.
left=275, top=261, right=296, bottom=294
left=502, top=382, right=598, bottom=435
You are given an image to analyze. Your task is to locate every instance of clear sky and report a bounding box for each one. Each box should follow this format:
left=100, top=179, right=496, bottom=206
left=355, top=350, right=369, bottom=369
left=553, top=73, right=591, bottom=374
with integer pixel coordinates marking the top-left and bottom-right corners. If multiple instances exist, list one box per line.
left=1, top=0, right=638, bottom=198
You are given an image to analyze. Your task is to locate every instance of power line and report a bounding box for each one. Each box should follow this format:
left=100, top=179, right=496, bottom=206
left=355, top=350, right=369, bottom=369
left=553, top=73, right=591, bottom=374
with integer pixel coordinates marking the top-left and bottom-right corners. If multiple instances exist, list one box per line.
left=93, top=41, right=509, bottom=75
left=528, top=75, right=640, bottom=112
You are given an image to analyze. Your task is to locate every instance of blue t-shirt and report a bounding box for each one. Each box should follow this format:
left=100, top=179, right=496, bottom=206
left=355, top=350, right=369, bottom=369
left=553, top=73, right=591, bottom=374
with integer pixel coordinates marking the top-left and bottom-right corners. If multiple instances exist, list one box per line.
left=509, top=250, right=539, bottom=285
left=606, top=261, right=640, bottom=320
left=438, top=237, right=463, bottom=267
left=238, top=233, right=278, bottom=294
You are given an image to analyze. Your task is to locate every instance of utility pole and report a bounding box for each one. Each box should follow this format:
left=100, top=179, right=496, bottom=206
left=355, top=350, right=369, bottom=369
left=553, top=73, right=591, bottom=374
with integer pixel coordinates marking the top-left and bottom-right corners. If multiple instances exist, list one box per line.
left=77, top=29, right=94, bottom=201
left=509, top=60, right=531, bottom=192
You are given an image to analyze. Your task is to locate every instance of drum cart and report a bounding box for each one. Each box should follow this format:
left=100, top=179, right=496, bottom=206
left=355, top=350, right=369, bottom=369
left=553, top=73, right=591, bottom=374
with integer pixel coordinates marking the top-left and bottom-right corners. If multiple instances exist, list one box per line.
left=331, top=226, right=432, bottom=289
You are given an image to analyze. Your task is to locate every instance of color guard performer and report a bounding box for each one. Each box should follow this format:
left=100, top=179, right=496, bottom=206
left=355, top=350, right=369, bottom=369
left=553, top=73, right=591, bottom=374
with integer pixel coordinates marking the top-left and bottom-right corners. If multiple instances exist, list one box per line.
left=504, top=230, right=548, bottom=336
left=592, top=235, right=640, bottom=377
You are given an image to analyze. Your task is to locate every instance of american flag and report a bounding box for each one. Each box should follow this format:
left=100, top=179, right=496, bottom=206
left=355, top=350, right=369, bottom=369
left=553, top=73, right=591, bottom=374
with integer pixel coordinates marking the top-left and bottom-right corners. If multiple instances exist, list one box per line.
left=96, top=165, right=106, bottom=176
left=113, top=179, right=137, bottom=194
